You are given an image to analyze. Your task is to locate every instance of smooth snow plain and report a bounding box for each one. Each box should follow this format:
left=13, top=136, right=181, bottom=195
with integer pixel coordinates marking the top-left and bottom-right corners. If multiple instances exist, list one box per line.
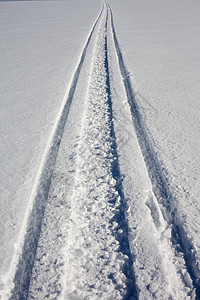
left=1, top=0, right=200, bottom=299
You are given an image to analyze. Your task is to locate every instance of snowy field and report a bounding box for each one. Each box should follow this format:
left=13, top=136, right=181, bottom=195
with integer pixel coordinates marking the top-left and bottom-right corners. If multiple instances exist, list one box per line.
left=1, top=0, right=200, bottom=299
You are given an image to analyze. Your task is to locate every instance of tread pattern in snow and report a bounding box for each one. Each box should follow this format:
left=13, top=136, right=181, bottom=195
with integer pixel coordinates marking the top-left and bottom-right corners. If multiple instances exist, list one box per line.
left=60, top=11, right=137, bottom=300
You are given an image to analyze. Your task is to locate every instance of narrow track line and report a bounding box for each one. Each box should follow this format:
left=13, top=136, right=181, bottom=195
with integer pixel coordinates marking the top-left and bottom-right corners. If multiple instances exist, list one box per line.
left=8, top=6, right=104, bottom=300
left=105, top=13, right=138, bottom=299
left=108, top=3, right=199, bottom=297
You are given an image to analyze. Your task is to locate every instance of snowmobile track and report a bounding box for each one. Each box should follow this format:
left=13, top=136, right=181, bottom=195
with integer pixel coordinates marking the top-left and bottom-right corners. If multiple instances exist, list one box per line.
left=28, top=6, right=138, bottom=299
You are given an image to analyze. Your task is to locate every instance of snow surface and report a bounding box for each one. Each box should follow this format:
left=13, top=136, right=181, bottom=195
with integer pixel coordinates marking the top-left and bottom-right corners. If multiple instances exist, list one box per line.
left=1, top=0, right=200, bottom=299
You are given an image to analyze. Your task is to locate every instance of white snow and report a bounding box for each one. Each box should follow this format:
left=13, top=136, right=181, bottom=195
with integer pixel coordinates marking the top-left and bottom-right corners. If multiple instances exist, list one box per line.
left=1, top=0, right=200, bottom=299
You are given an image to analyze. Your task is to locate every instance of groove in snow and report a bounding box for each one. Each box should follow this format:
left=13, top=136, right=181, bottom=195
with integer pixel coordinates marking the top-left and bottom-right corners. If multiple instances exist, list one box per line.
left=60, top=9, right=137, bottom=300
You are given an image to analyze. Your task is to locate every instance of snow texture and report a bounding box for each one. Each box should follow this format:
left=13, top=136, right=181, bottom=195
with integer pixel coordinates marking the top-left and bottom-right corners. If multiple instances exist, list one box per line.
left=1, top=0, right=200, bottom=299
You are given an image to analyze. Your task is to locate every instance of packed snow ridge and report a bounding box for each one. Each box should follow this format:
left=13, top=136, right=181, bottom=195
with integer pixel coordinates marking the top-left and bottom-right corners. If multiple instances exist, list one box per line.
left=2, top=2, right=200, bottom=300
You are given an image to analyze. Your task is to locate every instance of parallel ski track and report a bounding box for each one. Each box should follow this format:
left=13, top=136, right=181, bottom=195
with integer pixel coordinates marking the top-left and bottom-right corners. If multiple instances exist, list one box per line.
left=104, top=13, right=137, bottom=299
left=107, top=3, right=199, bottom=298
left=9, top=6, right=103, bottom=300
